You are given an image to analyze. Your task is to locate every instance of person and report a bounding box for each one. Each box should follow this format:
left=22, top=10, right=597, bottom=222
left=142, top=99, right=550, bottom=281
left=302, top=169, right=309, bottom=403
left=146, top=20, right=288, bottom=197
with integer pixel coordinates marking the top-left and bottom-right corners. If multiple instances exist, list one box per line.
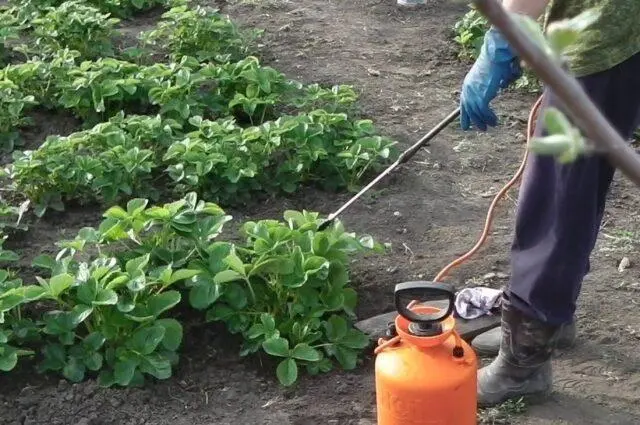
left=459, top=0, right=640, bottom=407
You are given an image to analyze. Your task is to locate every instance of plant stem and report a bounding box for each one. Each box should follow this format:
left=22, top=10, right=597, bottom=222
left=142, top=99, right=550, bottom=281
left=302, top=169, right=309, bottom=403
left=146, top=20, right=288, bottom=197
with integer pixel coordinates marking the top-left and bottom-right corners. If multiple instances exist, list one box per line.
left=471, top=0, right=640, bottom=187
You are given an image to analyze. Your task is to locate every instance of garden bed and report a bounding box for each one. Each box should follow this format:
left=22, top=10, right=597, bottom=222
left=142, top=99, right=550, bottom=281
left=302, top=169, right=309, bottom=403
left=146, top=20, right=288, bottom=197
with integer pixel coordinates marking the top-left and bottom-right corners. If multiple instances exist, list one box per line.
left=1, top=1, right=640, bottom=424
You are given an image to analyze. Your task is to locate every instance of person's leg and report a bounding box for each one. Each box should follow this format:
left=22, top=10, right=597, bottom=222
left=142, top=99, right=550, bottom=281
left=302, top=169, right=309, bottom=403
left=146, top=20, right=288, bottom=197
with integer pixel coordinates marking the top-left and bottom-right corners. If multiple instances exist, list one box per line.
left=478, top=51, right=640, bottom=407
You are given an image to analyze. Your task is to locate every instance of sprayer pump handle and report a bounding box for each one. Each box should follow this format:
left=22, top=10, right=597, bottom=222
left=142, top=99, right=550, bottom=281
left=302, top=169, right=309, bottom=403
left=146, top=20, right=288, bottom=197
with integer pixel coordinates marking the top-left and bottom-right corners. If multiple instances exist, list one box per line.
left=394, top=281, right=455, bottom=324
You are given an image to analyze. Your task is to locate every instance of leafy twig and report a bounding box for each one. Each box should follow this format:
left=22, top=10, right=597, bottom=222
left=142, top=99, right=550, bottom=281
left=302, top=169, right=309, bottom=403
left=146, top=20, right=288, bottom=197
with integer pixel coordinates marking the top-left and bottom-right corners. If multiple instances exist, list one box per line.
left=472, top=0, right=640, bottom=186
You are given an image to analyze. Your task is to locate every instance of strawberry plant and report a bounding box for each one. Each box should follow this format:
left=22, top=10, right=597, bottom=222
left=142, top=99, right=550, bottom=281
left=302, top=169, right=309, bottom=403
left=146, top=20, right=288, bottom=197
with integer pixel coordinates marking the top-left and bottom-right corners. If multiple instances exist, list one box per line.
left=54, top=58, right=147, bottom=122
left=0, top=9, right=21, bottom=66
left=8, top=113, right=181, bottom=216
left=213, top=57, right=298, bottom=125
left=0, top=50, right=79, bottom=110
left=141, top=57, right=226, bottom=122
left=163, top=110, right=396, bottom=204
left=5, top=0, right=57, bottom=27
left=294, top=84, right=359, bottom=114
left=87, top=0, right=171, bottom=18
left=67, top=194, right=383, bottom=386
left=0, top=192, right=385, bottom=386
left=28, top=1, right=120, bottom=59
left=0, top=239, right=45, bottom=372
left=7, top=106, right=396, bottom=215
left=30, top=194, right=229, bottom=385
left=453, top=6, right=488, bottom=60
left=139, top=3, right=259, bottom=64
left=32, top=250, right=189, bottom=385
left=0, top=79, right=38, bottom=152
left=9, top=0, right=168, bottom=20
left=29, top=195, right=228, bottom=385
left=0, top=197, right=30, bottom=235
left=202, top=210, right=383, bottom=386
left=298, top=109, right=397, bottom=191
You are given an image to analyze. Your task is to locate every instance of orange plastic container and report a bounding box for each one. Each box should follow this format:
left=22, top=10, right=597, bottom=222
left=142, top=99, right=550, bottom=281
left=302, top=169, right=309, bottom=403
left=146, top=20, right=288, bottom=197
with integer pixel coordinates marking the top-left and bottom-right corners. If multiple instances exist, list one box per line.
left=374, top=282, right=478, bottom=425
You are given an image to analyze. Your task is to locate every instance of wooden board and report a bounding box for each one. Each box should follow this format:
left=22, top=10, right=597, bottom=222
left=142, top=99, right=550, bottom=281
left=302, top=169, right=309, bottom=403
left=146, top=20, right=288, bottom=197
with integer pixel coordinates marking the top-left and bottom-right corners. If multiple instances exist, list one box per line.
left=355, top=300, right=501, bottom=343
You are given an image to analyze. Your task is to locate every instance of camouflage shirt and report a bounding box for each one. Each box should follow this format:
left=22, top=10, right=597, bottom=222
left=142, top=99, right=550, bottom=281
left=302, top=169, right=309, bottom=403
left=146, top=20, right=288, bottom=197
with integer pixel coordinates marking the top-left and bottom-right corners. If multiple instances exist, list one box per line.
left=544, top=0, right=640, bottom=77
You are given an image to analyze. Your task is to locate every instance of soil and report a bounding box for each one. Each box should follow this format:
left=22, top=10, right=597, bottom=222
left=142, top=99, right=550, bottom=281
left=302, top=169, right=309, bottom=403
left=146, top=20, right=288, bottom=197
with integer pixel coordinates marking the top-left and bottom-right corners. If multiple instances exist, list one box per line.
left=2, top=0, right=640, bottom=424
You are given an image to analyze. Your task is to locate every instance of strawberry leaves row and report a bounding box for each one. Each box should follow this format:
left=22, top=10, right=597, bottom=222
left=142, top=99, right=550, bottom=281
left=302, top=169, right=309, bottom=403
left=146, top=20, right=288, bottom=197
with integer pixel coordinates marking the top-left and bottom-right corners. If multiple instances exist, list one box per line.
left=7, top=108, right=396, bottom=216
left=0, top=193, right=384, bottom=387
left=2, top=52, right=360, bottom=130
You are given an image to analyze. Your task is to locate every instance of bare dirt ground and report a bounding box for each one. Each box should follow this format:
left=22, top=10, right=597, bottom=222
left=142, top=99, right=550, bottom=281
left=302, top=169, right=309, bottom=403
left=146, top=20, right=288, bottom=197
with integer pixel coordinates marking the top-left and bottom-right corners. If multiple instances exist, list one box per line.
left=1, top=0, right=640, bottom=424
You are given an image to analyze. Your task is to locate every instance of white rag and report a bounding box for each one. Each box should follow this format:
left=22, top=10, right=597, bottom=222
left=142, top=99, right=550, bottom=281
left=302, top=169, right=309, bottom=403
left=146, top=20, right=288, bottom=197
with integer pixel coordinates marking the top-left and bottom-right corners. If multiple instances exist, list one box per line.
left=454, top=287, right=502, bottom=320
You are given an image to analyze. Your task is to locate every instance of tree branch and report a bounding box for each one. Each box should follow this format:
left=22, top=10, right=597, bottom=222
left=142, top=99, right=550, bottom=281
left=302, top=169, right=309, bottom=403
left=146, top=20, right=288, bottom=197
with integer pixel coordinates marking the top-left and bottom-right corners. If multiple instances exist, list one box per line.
left=472, top=0, right=640, bottom=186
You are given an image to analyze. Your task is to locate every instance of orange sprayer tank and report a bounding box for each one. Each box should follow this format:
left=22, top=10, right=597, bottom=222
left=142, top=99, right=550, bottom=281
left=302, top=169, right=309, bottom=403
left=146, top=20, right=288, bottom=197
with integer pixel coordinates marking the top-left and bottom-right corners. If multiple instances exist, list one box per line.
left=374, top=282, right=478, bottom=425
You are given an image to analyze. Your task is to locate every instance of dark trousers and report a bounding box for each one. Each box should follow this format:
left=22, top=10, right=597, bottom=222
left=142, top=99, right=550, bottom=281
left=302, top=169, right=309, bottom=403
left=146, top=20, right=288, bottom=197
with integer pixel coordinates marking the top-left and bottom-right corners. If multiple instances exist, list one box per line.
left=507, top=51, right=640, bottom=326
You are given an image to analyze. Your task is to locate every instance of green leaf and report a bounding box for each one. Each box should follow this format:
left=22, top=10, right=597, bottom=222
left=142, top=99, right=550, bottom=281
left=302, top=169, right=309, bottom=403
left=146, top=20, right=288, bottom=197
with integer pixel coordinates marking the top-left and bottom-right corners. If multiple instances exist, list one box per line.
left=333, top=345, right=358, bottom=370
left=324, top=315, right=348, bottom=342
left=84, top=352, right=103, bottom=371
left=168, top=269, right=200, bottom=285
left=249, top=257, right=295, bottom=276
left=276, top=358, right=298, bottom=386
left=0, top=250, right=19, bottom=262
left=126, top=198, right=148, bottom=215
left=145, top=206, right=171, bottom=220
left=126, top=254, right=150, bottom=276
left=189, top=279, right=221, bottom=310
left=103, top=206, right=128, bottom=220
left=93, top=289, right=118, bottom=306
left=130, top=326, right=166, bottom=355
left=20, top=285, right=48, bottom=302
left=342, top=288, right=358, bottom=316
left=543, top=107, right=574, bottom=135
left=291, top=343, right=321, bottom=362
left=83, top=332, right=106, bottom=351
left=262, top=336, right=290, bottom=358
left=63, top=358, right=85, bottom=382
left=114, top=359, right=137, bottom=386
left=528, top=134, right=574, bottom=156
left=155, top=319, right=183, bottom=351
left=70, top=305, right=93, bottom=325
left=32, top=254, right=56, bottom=270
left=260, top=313, right=276, bottom=333
left=0, top=349, right=18, bottom=371
left=341, top=329, right=370, bottom=349
left=223, top=283, right=248, bottom=309
left=213, top=270, right=243, bottom=284
left=224, top=250, right=246, bottom=275
left=358, top=235, right=375, bottom=249
left=98, top=370, right=115, bottom=387
left=49, top=274, right=74, bottom=297
left=40, top=343, right=66, bottom=371
left=147, top=291, right=181, bottom=317
left=546, top=8, right=600, bottom=55
left=312, top=233, right=330, bottom=255
left=139, top=353, right=172, bottom=380
left=77, top=279, right=98, bottom=304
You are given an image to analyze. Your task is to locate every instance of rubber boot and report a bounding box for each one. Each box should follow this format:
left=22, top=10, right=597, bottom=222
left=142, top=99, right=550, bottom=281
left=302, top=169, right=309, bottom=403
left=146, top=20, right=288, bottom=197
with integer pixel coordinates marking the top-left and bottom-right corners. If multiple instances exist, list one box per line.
left=477, top=296, right=561, bottom=407
left=472, top=316, right=576, bottom=357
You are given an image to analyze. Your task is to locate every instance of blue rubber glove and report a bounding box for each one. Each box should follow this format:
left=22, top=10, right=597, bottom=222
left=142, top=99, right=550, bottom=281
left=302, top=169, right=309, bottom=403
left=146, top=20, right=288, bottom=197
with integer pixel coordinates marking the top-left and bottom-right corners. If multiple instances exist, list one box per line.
left=460, top=27, right=522, bottom=131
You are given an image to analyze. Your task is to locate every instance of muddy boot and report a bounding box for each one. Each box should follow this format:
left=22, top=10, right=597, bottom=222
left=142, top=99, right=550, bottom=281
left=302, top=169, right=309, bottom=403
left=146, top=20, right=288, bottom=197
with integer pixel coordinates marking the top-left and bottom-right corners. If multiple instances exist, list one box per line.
left=477, top=297, right=561, bottom=407
left=472, top=316, right=576, bottom=357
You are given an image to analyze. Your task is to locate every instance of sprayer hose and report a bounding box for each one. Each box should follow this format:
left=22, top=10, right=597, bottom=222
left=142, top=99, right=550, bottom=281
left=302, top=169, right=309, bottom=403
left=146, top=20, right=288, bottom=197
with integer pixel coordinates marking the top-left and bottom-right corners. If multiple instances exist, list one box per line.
left=373, top=95, right=544, bottom=355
